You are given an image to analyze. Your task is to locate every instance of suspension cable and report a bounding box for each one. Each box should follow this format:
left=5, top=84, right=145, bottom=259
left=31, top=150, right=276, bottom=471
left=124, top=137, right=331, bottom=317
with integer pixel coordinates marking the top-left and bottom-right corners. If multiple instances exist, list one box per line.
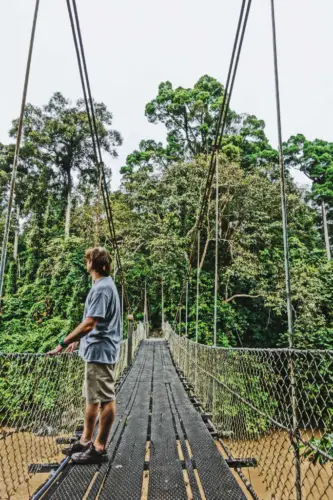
left=270, top=4, right=301, bottom=498
left=0, top=0, right=40, bottom=300
left=66, top=0, right=131, bottom=313
left=67, top=0, right=127, bottom=294
left=270, top=0, right=293, bottom=345
left=198, top=0, right=252, bottom=231
left=174, top=0, right=253, bottom=325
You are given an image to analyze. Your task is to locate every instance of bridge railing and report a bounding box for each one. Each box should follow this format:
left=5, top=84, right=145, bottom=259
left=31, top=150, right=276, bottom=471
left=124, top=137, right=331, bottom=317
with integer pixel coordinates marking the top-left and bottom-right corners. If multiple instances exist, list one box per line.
left=0, top=322, right=146, bottom=499
left=164, top=323, right=333, bottom=500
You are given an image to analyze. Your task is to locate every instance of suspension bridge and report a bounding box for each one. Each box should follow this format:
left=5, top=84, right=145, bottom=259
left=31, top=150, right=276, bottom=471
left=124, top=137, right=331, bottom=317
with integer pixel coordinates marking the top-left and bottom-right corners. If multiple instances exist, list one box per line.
left=0, top=0, right=332, bottom=498
left=0, top=324, right=332, bottom=499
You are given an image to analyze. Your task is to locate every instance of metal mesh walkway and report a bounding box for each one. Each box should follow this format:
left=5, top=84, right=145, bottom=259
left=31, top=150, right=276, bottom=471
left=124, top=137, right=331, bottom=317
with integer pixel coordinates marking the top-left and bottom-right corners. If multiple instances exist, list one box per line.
left=39, top=340, right=246, bottom=499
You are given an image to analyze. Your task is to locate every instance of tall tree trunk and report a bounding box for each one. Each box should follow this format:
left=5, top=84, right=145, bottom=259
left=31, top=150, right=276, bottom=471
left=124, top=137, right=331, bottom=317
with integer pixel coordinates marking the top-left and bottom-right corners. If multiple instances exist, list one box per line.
left=13, top=205, right=20, bottom=261
left=65, top=171, right=72, bottom=238
left=322, top=201, right=331, bottom=261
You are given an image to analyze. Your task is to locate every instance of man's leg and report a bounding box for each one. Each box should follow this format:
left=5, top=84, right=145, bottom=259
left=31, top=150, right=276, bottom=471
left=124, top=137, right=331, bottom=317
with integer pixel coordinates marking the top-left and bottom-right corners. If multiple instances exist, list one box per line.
left=62, top=401, right=99, bottom=456
left=94, top=400, right=116, bottom=451
left=80, top=402, right=99, bottom=444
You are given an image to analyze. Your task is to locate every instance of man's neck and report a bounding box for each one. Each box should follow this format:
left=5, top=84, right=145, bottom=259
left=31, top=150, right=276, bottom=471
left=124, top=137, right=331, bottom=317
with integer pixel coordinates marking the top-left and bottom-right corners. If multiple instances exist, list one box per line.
left=91, top=271, right=106, bottom=282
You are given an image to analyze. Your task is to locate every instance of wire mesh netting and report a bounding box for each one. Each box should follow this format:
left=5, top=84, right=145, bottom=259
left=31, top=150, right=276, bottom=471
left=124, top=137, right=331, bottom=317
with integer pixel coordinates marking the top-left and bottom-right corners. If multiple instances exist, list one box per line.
left=0, top=323, right=145, bottom=499
left=165, top=324, right=333, bottom=500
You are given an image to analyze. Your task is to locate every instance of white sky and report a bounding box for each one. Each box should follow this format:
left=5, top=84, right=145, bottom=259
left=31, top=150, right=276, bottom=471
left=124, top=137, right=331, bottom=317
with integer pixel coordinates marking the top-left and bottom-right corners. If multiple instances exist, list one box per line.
left=1, top=0, right=332, bottom=189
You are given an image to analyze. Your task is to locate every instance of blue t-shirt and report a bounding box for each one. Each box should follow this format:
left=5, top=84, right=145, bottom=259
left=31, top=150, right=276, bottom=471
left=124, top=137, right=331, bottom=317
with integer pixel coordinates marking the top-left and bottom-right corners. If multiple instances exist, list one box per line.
left=79, top=276, right=122, bottom=364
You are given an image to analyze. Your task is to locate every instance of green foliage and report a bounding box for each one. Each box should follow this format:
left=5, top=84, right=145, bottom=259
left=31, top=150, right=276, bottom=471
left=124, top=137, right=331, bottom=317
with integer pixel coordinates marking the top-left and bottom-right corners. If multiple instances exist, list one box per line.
left=119, top=153, right=333, bottom=348
left=284, top=134, right=333, bottom=247
left=122, top=76, right=277, bottom=175
left=0, top=79, right=332, bottom=354
left=5, top=92, right=122, bottom=238
left=284, top=134, right=333, bottom=204
left=300, top=433, right=333, bottom=465
left=0, top=237, right=90, bottom=353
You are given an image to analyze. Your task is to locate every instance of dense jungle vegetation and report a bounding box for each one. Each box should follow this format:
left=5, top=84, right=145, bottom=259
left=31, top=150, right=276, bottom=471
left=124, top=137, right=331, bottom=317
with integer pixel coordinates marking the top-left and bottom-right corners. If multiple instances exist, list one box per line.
left=0, top=75, right=332, bottom=353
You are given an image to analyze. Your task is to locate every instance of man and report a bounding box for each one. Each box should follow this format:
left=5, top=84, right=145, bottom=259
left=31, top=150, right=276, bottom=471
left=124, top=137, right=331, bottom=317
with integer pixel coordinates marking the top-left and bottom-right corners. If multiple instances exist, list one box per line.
left=48, top=247, right=121, bottom=464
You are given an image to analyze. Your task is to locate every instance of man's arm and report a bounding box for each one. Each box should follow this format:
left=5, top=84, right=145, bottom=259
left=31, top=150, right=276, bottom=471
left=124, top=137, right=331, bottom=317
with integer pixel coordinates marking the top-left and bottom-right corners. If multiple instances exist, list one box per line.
left=47, top=317, right=98, bottom=356
left=64, top=317, right=98, bottom=345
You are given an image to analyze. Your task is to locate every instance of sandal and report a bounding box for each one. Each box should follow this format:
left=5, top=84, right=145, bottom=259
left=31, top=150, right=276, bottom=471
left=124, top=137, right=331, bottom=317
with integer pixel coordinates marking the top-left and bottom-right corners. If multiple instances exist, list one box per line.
left=72, top=443, right=108, bottom=464
left=62, top=440, right=91, bottom=457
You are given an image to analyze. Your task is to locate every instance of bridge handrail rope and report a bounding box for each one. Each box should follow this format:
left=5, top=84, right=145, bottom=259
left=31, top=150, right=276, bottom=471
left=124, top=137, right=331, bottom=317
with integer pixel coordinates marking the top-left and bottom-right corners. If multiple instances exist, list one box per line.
left=164, top=323, right=333, bottom=500
left=0, top=323, right=146, bottom=499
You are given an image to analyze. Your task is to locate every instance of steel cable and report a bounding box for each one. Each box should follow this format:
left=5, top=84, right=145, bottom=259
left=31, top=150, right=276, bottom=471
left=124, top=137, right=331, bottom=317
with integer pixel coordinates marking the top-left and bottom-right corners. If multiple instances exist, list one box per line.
left=0, top=0, right=41, bottom=300
left=66, top=0, right=131, bottom=313
left=174, top=0, right=253, bottom=325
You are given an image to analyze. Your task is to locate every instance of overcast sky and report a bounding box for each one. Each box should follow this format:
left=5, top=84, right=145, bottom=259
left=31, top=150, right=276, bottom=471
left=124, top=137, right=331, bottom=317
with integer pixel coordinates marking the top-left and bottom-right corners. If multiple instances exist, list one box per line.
left=1, top=0, right=332, bottom=189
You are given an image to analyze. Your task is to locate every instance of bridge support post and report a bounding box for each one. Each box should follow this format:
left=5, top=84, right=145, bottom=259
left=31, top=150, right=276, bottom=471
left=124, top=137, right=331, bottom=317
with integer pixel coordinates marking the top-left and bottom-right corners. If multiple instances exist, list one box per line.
left=127, top=314, right=134, bottom=367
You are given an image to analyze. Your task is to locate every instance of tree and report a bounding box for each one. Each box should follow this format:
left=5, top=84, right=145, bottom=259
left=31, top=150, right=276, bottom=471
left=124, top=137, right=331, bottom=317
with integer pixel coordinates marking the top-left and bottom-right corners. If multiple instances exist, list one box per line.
left=118, top=149, right=332, bottom=348
left=122, top=75, right=277, bottom=175
left=10, top=92, right=122, bottom=237
left=1, top=88, right=333, bottom=355
left=284, top=134, right=333, bottom=259
left=0, top=142, right=30, bottom=272
left=0, top=142, right=33, bottom=216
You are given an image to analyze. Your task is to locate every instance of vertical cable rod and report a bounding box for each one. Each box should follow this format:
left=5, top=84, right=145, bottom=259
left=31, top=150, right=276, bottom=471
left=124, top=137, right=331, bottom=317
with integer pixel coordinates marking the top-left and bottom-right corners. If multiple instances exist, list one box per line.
left=185, top=279, right=189, bottom=337
left=195, top=230, right=200, bottom=343
left=161, top=280, right=164, bottom=329
left=179, top=306, right=182, bottom=336
left=270, top=2, right=301, bottom=499
left=121, top=284, right=124, bottom=336
left=144, top=281, right=147, bottom=334
left=270, top=0, right=293, bottom=343
left=214, top=155, right=219, bottom=347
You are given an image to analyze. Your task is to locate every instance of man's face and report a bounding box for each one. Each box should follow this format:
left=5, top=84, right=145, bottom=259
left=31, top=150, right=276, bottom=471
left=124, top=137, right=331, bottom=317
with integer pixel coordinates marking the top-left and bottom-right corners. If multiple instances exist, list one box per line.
left=86, top=259, right=93, bottom=274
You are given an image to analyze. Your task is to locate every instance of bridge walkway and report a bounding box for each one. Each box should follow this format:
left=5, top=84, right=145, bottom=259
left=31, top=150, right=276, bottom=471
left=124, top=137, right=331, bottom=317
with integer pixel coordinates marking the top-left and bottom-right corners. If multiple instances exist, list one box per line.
left=40, top=340, right=247, bottom=500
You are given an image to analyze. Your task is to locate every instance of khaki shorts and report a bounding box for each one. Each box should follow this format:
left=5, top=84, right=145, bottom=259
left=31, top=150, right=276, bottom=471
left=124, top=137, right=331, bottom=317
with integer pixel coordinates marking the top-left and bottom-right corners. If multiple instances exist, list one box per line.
left=82, top=362, right=116, bottom=404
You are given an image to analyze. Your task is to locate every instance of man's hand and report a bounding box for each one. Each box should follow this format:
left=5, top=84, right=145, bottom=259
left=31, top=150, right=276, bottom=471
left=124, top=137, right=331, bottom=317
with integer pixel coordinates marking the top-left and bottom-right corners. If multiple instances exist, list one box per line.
left=66, top=341, right=79, bottom=353
left=46, top=317, right=97, bottom=357
left=47, top=345, right=63, bottom=356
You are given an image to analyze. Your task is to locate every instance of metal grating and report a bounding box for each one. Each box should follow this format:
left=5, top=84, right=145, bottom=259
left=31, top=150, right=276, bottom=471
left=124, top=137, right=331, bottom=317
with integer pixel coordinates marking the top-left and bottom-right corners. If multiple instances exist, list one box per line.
left=41, top=341, right=248, bottom=500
